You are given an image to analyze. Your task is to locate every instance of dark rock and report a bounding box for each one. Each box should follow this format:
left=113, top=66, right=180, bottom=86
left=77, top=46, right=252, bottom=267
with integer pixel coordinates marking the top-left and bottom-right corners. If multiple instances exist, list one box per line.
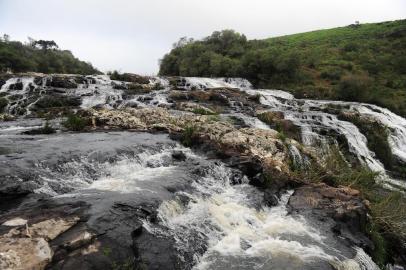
left=9, top=81, right=24, bottom=90
left=172, top=150, right=187, bottom=161
left=111, top=73, right=150, bottom=84
left=34, top=95, right=81, bottom=109
left=46, top=77, right=77, bottom=88
left=288, top=183, right=373, bottom=249
left=0, top=79, right=7, bottom=88
left=112, top=83, right=127, bottom=90
left=132, top=227, right=181, bottom=270
left=263, top=189, right=279, bottom=207
left=34, top=77, right=44, bottom=86
left=125, top=101, right=138, bottom=108
left=137, top=96, right=153, bottom=102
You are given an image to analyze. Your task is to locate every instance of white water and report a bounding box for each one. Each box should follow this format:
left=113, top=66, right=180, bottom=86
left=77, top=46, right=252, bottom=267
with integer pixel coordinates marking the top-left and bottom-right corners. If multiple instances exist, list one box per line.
left=152, top=157, right=378, bottom=270
left=178, top=77, right=252, bottom=90
left=247, top=89, right=406, bottom=190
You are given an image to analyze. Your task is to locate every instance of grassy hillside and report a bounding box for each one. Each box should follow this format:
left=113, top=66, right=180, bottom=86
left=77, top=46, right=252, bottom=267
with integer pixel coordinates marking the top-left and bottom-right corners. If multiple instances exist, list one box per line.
left=159, top=20, right=406, bottom=116
left=0, top=37, right=100, bottom=75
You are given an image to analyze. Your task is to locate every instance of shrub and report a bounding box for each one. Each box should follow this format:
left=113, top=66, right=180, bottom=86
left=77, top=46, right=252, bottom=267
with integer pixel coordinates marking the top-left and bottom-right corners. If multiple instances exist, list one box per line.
left=192, top=108, right=217, bottom=115
left=337, top=74, right=372, bottom=102
left=181, top=125, right=198, bottom=147
left=63, top=114, right=90, bottom=131
left=0, top=97, right=8, bottom=112
left=320, top=67, right=343, bottom=81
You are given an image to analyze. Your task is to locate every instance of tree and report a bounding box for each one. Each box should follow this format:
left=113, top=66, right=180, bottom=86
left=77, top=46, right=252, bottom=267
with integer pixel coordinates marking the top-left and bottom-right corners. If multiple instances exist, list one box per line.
left=34, top=40, right=59, bottom=50
left=3, top=34, right=10, bottom=42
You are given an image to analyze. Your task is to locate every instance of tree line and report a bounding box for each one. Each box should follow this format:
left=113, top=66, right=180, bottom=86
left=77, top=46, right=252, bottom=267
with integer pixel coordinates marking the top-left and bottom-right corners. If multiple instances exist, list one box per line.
left=159, top=20, right=406, bottom=117
left=0, top=35, right=100, bottom=74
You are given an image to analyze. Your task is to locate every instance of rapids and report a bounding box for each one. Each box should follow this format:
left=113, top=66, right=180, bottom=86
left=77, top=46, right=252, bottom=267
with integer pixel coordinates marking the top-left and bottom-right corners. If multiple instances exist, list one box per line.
left=1, top=74, right=404, bottom=269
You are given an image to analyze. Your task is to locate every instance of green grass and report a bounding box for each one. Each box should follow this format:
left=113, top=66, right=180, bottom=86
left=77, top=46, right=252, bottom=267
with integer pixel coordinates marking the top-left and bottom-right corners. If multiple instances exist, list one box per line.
left=160, top=20, right=406, bottom=117
left=192, top=107, right=217, bottom=115
left=181, top=125, right=199, bottom=147
left=63, top=114, right=90, bottom=131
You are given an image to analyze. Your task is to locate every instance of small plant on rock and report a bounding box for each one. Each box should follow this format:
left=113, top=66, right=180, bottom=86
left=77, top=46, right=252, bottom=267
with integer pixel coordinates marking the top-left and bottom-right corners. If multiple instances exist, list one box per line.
left=63, top=114, right=89, bottom=131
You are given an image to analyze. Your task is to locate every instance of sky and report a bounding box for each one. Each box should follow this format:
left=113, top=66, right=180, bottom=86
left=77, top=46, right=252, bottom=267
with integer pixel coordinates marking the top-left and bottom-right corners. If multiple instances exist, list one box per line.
left=0, top=0, right=405, bottom=75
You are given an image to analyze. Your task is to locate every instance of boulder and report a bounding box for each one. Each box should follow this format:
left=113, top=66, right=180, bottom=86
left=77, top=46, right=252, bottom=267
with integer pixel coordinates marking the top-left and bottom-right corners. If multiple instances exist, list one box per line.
left=288, top=183, right=372, bottom=249
left=0, top=238, right=52, bottom=270
left=46, top=76, right=77, bottom=89
left=171, top=150, right=187, bottom=161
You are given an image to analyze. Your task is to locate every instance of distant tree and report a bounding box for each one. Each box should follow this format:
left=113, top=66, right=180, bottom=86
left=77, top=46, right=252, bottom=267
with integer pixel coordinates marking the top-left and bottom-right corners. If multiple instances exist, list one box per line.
left=34, top=40, right=59, bottom=50
left=173, top=37, right=194, bottom=49
left=3, top=34, right=10, bottom=42
left=27, top=37, right=36, bottom=47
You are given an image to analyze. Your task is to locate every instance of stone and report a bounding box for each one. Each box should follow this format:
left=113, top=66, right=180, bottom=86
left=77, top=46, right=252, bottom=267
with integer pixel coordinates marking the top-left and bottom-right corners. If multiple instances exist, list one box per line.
left=288, top=183, right=372, bottom=249
left=172, top=150, right=187, bottom=161
left=2, top=218, right=27, bottom=227
left=0, top=238, right=52, bottom=270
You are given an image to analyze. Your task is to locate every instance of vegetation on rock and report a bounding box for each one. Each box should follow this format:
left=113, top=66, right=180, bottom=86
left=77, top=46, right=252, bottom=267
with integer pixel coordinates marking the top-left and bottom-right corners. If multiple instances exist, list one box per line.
left=63, top=114, right=90, bottom=131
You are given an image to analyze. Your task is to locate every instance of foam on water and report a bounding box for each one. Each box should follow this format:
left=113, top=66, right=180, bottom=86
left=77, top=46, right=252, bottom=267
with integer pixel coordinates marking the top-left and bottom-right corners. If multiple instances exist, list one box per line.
left=153, top=161, right=377, bottom=270
left=33, top=144, right=183, bottom=196
left=179, top=77, right=252, bottom=90
left=249, top=89, right=406, bottom=190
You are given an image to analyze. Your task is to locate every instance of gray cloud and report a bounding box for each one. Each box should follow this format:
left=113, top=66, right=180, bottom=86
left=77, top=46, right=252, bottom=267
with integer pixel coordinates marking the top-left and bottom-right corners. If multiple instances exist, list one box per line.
left=1, top=0, right=405, bottom=74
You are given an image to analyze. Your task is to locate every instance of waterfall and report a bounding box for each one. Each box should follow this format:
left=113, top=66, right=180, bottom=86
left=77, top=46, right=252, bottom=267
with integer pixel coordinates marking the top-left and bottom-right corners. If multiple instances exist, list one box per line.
left=249, top=89, right=406, bottom=190
left=177, top=77, right=252, bottom=90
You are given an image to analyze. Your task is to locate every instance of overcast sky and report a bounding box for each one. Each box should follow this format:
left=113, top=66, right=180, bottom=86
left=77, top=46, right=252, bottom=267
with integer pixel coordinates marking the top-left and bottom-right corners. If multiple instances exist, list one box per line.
left=1, top=0, right=405, bottom=75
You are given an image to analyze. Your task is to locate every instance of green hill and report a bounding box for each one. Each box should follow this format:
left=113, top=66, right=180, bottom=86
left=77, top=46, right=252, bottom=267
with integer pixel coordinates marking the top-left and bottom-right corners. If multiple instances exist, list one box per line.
left=0, top=36, right=100, bottom=75
left=159, top=20, right=406, bottom=116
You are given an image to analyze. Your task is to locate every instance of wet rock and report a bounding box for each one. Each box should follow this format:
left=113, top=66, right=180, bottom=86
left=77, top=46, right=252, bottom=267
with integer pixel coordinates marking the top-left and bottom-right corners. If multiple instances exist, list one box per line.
left=91, top=108, right=295, bottom=182
left=34, top=95, right=81, bottom=109
left=111, top=73, right=150, bottom=84
left=9, top=81, right=24, bottom=90
left=46, top=76, right=77, bottom=89
left=124, top=101, right=138, bottom=108
left=112, top=82, right=126, bottom=90
left=172, top=150, right=187, bottom=161
left=0, top=237, right=52, bottom=270
left=288, top=183, right=372, bottom=249
left=33, top=76, right=44, bottom=86
left=263, top=189, right=279, bottom=206
left=0, top=79, right=7, bottom=88
left=132, top=228, right=181, bottom=270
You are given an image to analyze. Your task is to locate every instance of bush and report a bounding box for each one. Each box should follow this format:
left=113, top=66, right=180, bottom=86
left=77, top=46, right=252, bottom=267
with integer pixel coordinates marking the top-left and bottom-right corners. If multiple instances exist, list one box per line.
left=63, top=115, right=90, bottom=131
left=181, top=125, right=198, bottom=147
left=320, top=67, right=343, bottom=81
left=192, top=108, right=217, bottom=115
left=337, top=74, right=372, bottom=102
left=0, top=97, right=8, bottom=112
